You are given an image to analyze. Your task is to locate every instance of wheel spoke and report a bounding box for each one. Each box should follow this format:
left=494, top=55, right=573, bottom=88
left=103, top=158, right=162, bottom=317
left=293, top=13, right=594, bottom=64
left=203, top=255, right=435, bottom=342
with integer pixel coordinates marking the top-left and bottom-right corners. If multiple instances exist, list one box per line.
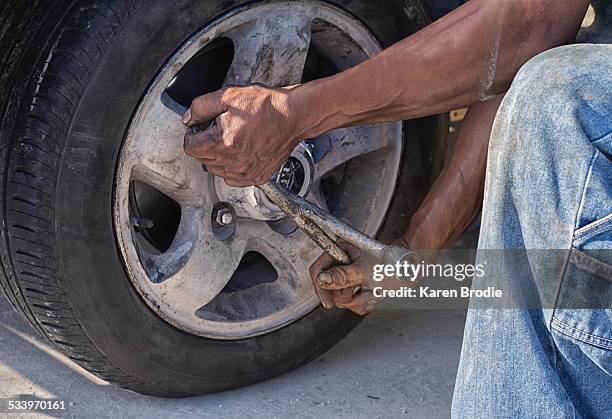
left=127, top=96, right=205, bottom=205
left=224, top=10, right=313, bottom=86
left=149, top=205, right=247, bottom=314
left=315, top=126, right=392, bottom=182
left=237, top=221, right=321, bottom=297
left=308, top=186, right=330, bottom=213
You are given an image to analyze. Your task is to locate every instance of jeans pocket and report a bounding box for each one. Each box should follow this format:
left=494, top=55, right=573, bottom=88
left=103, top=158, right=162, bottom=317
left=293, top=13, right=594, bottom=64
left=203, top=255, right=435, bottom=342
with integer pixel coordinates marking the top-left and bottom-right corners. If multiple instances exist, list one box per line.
left=573, top=212, right=612, bottom=252
left=554, top=132, right=612, bottom=363
left=551, top=217, right=612, bottom=353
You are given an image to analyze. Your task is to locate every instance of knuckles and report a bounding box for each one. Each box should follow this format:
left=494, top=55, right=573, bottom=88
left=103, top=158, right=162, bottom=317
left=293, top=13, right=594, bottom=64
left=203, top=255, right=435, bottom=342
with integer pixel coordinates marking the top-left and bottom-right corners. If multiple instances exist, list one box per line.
left=330, top=268, right=349, bottom=287
left=232, top=161, right=251, bottom=176
left=183, top=132, right=198, bottom=156
left=183, top=84, right=291, bottom=186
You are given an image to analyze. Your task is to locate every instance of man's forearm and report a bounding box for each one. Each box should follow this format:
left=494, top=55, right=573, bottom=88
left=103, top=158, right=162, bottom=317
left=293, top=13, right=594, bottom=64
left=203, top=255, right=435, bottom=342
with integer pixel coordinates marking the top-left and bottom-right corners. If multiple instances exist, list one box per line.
left=403, top=95, right=504, bottom=253
left=371, top=95, right=504, bottom=294
left=293, top=0, right=588, bottom=139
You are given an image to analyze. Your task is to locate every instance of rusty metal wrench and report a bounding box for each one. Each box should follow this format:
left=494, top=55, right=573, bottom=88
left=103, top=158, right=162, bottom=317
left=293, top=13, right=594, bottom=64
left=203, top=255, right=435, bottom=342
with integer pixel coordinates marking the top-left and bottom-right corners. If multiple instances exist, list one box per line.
left=258, top=182, right=418, bottom=267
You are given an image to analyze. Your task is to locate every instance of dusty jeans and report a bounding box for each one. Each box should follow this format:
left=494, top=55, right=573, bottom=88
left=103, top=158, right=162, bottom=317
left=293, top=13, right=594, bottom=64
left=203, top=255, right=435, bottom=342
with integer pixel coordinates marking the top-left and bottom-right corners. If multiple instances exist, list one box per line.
left=452, top=45, right=612, bottom=418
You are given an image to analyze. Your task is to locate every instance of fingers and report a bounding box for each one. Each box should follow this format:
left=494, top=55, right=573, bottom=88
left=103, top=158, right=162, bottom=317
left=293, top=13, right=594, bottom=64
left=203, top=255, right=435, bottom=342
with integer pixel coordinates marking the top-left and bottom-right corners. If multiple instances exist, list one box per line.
left=224, top=178, right=258, bottom=188
left=309, top=244, right=380, bottom=315
left=336, top=290, right=379, bottom=316
left=309, top=252, right=337, bottom=310
left=308, top=241, right=367, bottom=310
left=314, top=283, right=336, bottom=310
left=335, top=240, right=362, bottom=260
left=332, top=287, right=359, bottom=306
left=181, top=85, right=297, bottom=186
left=183, top=91, right=227, bottom=126
left=184, top=129, right=271, bottom=187
left=309, top=252, right=335, bottom=278
left=221, top=160, right=271, bottom=187
left=317, top=264, right=364, bottom=291
left=184, top=125, right=223, bottom=160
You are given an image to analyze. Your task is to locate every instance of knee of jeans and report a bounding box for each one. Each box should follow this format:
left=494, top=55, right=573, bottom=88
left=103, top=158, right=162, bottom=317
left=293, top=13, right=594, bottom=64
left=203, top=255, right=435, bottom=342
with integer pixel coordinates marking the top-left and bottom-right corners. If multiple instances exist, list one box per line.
left=514, top=45, right=585, bottom=90
left=488, top=45, right=596, bottom=160
left=503, top=44, right=610, bottom=117
left=505, top=45, right=587, bottom=115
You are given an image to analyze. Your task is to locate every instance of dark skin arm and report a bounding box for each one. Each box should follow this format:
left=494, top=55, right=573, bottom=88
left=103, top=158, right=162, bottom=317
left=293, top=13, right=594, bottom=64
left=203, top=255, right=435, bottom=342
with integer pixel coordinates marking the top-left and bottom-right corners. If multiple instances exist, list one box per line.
left=184, top=0, right=589, bottom=186
left=405, top=95, right=505, bottom=254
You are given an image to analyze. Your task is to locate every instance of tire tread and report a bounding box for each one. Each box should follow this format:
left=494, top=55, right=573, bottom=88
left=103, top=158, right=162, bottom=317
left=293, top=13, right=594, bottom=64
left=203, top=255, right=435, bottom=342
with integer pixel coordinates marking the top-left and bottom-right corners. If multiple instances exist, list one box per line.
left=0, top=0, right=158, bottom=394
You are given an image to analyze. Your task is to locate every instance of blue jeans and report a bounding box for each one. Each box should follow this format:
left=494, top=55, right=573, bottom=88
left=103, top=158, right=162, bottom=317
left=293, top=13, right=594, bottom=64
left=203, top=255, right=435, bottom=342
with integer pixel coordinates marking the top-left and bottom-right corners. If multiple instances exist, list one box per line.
left=452, top=45, right=612, bottom=418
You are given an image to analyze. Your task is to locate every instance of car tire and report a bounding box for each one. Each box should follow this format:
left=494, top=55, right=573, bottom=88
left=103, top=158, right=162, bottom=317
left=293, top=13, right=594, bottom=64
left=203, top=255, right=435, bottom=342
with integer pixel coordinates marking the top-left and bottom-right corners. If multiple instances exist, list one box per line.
left=0, top=0, right=446, bottom=396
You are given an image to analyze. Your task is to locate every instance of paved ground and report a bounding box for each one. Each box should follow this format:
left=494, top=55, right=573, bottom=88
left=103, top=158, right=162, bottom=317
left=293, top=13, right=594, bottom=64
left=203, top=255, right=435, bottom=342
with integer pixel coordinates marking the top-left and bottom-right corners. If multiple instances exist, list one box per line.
left=0, top=296, right=466, bottom=418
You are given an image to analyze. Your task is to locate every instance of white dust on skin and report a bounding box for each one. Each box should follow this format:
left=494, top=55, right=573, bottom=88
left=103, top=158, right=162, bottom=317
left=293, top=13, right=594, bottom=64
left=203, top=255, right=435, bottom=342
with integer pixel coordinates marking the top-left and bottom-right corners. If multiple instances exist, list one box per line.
left=479, top=0, right=520, bottom=102
left=479, top=30, right=501, bottom=102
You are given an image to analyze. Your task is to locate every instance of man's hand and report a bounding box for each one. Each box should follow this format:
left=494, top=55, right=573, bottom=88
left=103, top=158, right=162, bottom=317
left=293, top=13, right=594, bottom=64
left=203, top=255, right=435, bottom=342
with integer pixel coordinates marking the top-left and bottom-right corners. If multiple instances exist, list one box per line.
left=309, top=242, right=381, bottom=316
left=183, top=85, right=305, bottom=187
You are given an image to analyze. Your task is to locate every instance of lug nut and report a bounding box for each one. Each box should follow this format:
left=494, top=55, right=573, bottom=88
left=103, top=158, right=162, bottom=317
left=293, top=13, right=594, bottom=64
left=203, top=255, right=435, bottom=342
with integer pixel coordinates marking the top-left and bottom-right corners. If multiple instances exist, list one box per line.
left=215, top=208, right=234, bottom=226
left=131, top=216, right=154, bottom=229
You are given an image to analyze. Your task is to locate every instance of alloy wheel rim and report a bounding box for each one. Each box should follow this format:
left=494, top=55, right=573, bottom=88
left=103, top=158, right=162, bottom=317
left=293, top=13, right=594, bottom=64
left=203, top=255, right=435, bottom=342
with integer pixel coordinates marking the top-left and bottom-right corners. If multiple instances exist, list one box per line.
left=114, top=0, right=403, bottom=339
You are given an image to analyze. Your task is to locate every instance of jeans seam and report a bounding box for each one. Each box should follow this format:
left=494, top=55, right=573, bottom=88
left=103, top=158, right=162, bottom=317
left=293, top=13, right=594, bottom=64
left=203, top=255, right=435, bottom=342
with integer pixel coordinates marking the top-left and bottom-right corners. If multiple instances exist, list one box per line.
left=549, top=149, right=599, bottom=371
left=591, top=129, right=612, bottom=144
left=551, top=317, right=612, bottom=350
left=573, top=150, right=598, bottom=232
left=549, top=249, right=571, bottom=372
left=569, top=249, right=612, bottom=281
left=573, top=212, right=612, bottom=243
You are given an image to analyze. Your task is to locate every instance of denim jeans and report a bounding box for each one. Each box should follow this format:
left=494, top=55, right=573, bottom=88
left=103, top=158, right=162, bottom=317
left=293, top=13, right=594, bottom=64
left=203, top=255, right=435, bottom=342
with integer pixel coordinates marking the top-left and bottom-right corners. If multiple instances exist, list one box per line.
left=452, top=45, right=612, bottom=418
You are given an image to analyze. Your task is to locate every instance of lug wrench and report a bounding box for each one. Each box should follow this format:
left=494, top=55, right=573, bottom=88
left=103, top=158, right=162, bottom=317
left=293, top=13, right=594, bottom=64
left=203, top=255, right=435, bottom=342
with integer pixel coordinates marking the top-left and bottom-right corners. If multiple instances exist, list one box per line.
left=258, top=182, right=418, bottom=267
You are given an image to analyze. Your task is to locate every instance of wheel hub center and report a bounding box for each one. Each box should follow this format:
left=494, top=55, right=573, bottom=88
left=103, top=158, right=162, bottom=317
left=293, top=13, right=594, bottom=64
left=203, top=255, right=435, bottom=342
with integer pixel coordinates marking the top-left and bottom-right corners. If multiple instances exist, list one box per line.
left=214, top=143, right=315, bottom=221
left=273, top=157, right=306, bottom=195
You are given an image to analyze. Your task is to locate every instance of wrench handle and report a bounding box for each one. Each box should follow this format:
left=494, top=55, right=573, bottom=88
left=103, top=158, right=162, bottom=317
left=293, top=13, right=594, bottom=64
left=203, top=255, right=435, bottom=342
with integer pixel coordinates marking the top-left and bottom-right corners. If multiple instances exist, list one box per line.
left=258, top=182, right=352, bottom=265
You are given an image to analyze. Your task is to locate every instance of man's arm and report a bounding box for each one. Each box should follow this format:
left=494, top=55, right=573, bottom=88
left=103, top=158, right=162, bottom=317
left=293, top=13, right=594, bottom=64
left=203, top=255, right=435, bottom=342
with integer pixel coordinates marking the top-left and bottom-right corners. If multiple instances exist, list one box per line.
left=294, top=0, right=588, bottom=134
left=402, top=95, right=504, bottom=254
left=184, top=0, right=589, bottom=186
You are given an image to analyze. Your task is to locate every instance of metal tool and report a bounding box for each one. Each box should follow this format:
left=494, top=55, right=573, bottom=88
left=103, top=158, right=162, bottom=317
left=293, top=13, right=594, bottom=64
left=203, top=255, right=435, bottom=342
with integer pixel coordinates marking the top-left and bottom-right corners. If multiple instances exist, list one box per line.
left=258, top=182, right=419, bottom=267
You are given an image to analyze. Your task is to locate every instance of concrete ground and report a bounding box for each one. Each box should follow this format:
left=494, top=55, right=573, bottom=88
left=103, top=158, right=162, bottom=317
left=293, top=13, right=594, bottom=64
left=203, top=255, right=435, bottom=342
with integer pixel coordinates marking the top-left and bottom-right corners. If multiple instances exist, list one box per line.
left=0, top=296, right=466, bottom=419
